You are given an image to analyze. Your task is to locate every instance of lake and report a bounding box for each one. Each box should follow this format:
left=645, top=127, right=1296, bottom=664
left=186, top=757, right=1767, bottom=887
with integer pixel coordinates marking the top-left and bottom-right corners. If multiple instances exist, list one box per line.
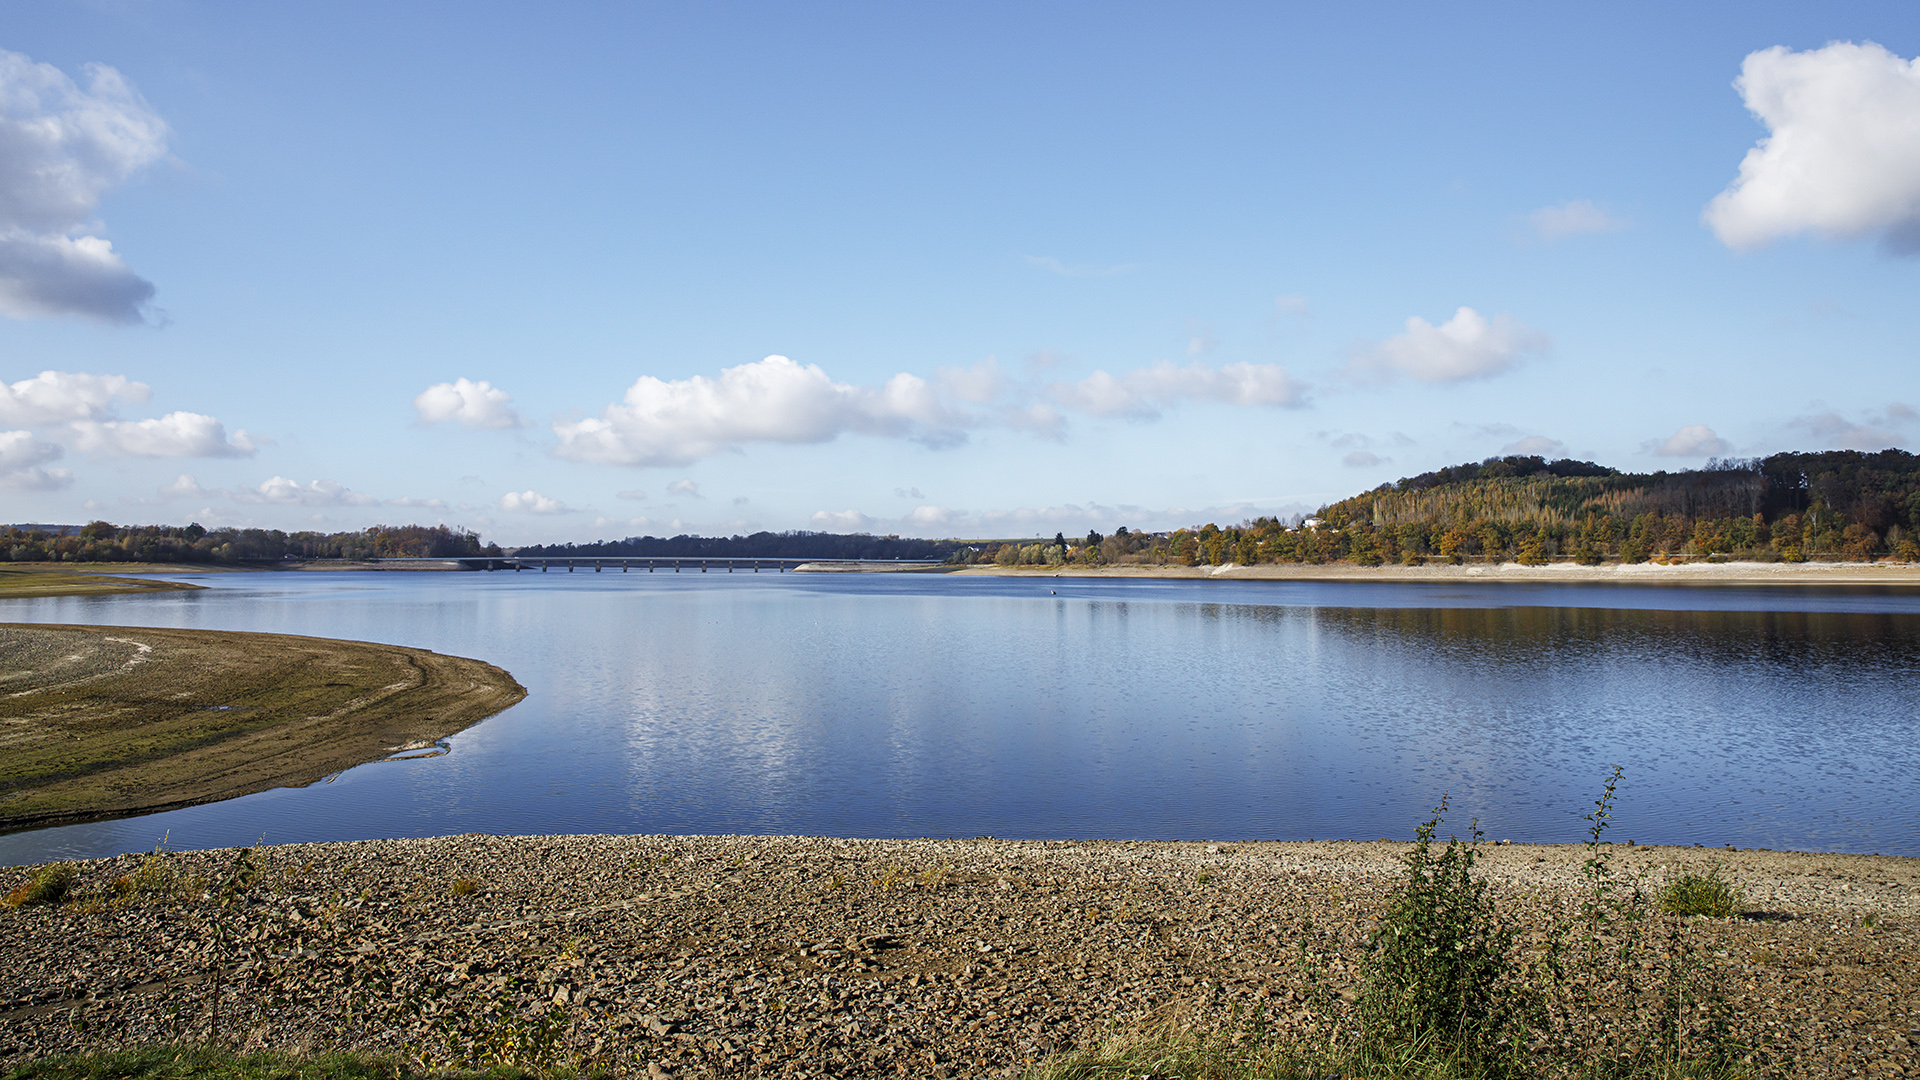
left=3, top=570, right=1917, bottom=865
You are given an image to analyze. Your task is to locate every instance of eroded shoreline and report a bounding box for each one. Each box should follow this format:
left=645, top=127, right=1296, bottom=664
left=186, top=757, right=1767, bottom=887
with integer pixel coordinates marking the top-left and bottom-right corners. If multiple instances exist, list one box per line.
left=954, top=559, right=1920, bottom=586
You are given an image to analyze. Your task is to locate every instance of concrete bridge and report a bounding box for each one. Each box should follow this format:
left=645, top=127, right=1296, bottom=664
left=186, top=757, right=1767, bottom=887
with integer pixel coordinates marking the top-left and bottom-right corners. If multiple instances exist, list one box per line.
left=326, top=556, right=947, bottom=573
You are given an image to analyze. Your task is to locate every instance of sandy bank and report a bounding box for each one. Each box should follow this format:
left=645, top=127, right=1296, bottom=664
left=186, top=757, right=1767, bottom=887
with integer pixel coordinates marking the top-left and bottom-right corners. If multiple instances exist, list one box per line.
left=0, top=625, right=526, bottom=831
left=956, top=559, right=1920, bottom=587
left=1, top=834, right=1912, bottom=1077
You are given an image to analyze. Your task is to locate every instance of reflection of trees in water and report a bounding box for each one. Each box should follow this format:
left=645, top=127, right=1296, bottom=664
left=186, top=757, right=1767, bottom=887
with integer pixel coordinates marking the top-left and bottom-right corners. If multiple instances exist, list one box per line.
left=1165, top=601, right=1920, bottom=673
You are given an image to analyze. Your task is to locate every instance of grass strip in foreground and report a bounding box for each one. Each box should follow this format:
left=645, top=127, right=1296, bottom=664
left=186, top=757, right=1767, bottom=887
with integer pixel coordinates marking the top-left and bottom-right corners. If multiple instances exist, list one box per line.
left=0, top=624, right=526, bottom=830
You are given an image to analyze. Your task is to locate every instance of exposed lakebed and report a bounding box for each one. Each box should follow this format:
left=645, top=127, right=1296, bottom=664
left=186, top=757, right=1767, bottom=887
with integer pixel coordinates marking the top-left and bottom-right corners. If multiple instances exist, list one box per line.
left=1, top=572, right=1916, bottom=864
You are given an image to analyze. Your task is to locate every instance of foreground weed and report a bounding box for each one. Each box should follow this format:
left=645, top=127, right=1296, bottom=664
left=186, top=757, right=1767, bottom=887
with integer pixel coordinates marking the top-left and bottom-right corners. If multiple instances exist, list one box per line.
left=1358, top=796, right=1521, bottom=1068
left=5, top=861, right=76, bottom=907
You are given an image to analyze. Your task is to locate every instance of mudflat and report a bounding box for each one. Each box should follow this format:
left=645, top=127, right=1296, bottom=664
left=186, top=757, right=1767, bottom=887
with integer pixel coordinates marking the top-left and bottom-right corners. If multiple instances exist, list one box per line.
left=0, top=836, right=1913, bottom=1077
left=0, top=624, right=526, bottom=830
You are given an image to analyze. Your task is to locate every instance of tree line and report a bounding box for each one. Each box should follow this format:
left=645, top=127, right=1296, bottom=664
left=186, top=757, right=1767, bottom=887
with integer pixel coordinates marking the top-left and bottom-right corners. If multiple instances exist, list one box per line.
left=514, top=530, right=960, bottom=561
left=1, top=522, right=497, bottom=565
left=975, top=449, right=1920, bottom=567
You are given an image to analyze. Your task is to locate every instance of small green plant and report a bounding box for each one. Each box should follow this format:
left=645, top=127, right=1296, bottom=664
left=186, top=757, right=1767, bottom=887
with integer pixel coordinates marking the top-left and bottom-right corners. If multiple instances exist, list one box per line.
left=1358, top=795, right=1519, bottom=1066
left=1658, top=864, right=1743, bottom=918
left=451, top=878, right=480, bottom=896
left=5, top=862, right=77, bottom=907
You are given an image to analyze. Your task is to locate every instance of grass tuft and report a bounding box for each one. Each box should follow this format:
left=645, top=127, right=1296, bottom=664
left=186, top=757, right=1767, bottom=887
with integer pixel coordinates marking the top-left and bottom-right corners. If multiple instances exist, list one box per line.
left=5, top=862, right=77, bottom=907
left=1657, top=865, right=1743, bottom=919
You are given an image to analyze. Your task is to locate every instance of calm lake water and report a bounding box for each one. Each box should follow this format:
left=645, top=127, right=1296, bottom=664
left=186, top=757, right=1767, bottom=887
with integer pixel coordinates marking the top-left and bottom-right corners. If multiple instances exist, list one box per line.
left=3, top=571, right=1918, bottom=865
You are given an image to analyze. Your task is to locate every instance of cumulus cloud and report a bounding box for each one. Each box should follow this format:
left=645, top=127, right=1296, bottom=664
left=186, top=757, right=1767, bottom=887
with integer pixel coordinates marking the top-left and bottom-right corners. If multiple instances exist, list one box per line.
left=1527, top=200, right=1628, bottom=240
left=1349, top=307, right=1549, bottom=384
left=1342, top=451, right=1384, bottom=468
left=413, top=378, right=528, bottom=429
left=666, top=479, right=701, bottom=499
left=69, top=411, right=256, bottom=458
left=1500, top=435, right=1568, bottom=457
left=501, top=490, right=568, bottom=514
left=1788, top=404, right=1914, bottom=449
left=553, top=355, right=969, bottom=467
left=907, top=505, right=960, bottom=525
left=235, top=477, right=378, bottom=507
left=0, top=370, right=148, bottom=425
left=158, top=473, right=209, bottom=499
left=1704, top=42, right=1920, bottom=252
left=810, top=509, right=876, bottom=531
left=1647, top=424, right=1732, bottom=457
left=0, top=48, right=169, bottom=322
left=0, top=429, right=72, bottom=490
left=1049, top=360, right=1306, bottom=419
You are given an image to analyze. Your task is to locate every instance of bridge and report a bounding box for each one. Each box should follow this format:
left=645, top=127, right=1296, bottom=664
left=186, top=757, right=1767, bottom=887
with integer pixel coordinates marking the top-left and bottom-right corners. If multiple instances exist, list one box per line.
left=307, top=556, right=948, bottom=574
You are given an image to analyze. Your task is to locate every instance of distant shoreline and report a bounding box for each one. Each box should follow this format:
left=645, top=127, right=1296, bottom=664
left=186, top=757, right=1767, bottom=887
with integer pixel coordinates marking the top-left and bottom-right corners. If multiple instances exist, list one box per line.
left=954, top=559, right=1920, bottom=586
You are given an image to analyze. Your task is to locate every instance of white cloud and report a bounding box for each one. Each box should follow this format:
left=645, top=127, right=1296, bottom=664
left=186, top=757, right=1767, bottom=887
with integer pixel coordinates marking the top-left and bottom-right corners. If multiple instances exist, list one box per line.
left=384, top=496, right=447, bottom=509
left=413, top=378, right=528, bottom=429
left=1527, top=200, right=1627, bottom=240
left=1788, top=404, right=1914, bottom=450
left=158, top=473, right=209, bottom=498
left=0, top=49, right=168, bottom=322
left=935, top=357, right=1005, bottom=404
left=1342, top=451, right=1385, bottom=468
left=810, top=509, right=876, bottom=531
left=1500, top=435, right=1568, bottom=457
left=1350, top=307, right=1549, bottom=383
left=501, top=490, right=569, bottom=514
left=553, top=355, right=969, bottom=467
left=236, top=476, right=378, bottom=507
left=0, top=370, right=148, bottom=425
left=69, top=411, right=256, bottom=458
left=1647, top=424, right=1732, bottom=457
left=666, top=479, right=701, bottom=499
left=1049, top=361, right=1306, bottom=419
left=1704, top=42, right=1920, bottom=252
left=907, top=504, right=960, bottom=525
left=0, top=430, right=72, bottom=490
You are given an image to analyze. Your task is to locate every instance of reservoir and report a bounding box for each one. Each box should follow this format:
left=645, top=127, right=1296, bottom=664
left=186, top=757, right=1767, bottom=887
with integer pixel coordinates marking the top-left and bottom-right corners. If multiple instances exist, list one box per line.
left=2, top=571, right=1917, bottom=864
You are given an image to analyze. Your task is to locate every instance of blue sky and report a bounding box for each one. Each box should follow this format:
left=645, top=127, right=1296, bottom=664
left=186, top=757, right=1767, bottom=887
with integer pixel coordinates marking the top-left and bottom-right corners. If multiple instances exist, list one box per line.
left=3, top=3, right=1918, bottom=543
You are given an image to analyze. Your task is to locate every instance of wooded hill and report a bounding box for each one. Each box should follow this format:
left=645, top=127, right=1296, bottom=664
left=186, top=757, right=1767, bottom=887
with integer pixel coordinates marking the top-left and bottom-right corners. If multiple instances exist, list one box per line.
left=974, top=449, right=1920, bottom=568
left=514, top=530, right=958, bottom=561
left=1155, top=450, right=1920, bottom=567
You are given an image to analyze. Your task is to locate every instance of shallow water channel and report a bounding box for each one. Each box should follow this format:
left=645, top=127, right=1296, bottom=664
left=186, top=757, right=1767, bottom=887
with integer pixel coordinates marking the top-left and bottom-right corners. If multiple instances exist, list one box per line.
left=3, top=570, right=1917, bottom=864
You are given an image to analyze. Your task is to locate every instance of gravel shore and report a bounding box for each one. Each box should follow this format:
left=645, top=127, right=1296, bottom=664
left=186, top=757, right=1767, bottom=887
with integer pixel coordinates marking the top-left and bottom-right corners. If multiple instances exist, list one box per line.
left=2, top=835, right=1915, bottom=1077
left=955, top=559, right=1920, bottom=587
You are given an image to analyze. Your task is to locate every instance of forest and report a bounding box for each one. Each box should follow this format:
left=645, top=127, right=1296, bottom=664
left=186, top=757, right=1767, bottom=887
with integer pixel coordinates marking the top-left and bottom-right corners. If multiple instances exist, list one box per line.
left=0, top=522, right=497, bottom=565
left=515, top=530, right=959, bottom=561
left=972, top=449, right=1920, bottom=567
